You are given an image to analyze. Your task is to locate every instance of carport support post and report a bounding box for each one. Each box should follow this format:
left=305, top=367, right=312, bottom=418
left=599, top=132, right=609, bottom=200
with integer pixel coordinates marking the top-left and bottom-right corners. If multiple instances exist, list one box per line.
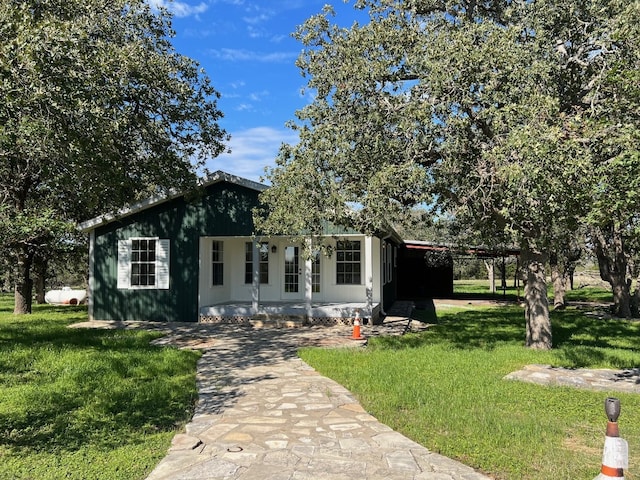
left=251, top=240, right=260, bottom=314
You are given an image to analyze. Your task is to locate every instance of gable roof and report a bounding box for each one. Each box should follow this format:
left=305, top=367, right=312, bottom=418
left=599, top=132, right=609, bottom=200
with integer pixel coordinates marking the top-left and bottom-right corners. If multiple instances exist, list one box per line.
left=78, top=170, right=267, bottom=232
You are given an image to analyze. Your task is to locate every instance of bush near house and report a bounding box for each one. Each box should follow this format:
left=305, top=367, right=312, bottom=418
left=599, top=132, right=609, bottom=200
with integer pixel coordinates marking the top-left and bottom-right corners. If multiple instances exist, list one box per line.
left=0, top=295, right=200, bottom=480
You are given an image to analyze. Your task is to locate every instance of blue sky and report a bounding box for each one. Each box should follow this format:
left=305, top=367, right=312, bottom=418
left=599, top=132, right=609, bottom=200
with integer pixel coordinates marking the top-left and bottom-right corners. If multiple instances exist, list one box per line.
left=153, top=0, right=368, bottom=182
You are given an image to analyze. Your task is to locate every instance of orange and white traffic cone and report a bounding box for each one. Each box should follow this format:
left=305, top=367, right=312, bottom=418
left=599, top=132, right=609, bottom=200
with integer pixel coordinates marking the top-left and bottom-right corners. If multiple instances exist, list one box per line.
left=351, top=310, right=364, bottom=340
left=594, top=397, right=628, bottom=479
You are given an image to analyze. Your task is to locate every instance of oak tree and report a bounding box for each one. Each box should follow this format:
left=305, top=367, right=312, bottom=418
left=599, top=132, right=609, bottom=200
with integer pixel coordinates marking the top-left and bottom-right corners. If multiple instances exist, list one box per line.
left=0, top=0, right=227, bottom=313
left=258, top=0, right=636, bottom=347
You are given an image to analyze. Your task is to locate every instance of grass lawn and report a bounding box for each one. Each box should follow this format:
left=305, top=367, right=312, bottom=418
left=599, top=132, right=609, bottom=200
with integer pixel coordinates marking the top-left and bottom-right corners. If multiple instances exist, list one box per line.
left=300, top=301, right=640, bottom=479
left=454, top=278, right=615, bottom=304
left=0, top=295, right=200, bottom=480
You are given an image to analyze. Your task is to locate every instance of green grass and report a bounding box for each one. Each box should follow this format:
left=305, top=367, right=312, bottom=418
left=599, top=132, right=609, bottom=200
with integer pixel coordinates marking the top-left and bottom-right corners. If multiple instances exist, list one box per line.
left=453, top=279, right=524, bottom=301
left=300, top=303, right=640, bottom=480
left=454, top=279, right=614, bottom=304
left=564, top=286, right=614, bottom=303
left=0, top=295, right=200, bottom=480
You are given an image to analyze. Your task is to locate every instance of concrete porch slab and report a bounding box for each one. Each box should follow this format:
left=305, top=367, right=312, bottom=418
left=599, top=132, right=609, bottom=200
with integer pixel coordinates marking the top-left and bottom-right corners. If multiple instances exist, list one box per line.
left=199, top=302, right=381, bottom=326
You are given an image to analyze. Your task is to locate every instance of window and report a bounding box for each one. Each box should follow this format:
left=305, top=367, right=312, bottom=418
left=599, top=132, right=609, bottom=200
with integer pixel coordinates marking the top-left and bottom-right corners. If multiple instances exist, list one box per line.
left=117, top=238, right=170, bottom=290
left=382, top=244, right=386, bottom=284
left=212, top=241, right=223, bottom=286
left=131, top=239, right=156, bottom=286
left=386, top=244, right=393, bottom=283
left=245, top=242, right=269, bottom=284
left=336, top=240, right=361, bottom=285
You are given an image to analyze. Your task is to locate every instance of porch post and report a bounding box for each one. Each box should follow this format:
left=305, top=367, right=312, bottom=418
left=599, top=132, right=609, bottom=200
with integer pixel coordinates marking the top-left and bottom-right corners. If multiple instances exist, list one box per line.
left=251, top=240, right=259, bottom=314
left=365, top=236, right=374, bottom=318
left=304, top=239, right=313, bottom=320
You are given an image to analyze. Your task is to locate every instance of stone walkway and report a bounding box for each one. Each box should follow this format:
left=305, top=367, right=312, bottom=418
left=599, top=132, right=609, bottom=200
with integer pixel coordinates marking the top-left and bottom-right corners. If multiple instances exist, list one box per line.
left=70, top=300, right=640, bottom=480
left=72, top=305, right=489, bottom=480
left=145, top=326, right=489, bottom=480
left=505, top=364, right=640, bottom=393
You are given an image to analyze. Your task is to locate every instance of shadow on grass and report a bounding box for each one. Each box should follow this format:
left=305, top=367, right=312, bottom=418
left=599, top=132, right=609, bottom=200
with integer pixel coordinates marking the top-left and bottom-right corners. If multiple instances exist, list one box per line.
left=551, top=308, right=640, bottom=368
left=374, top=303, right=640, bottom=367
left=450, top=291, right=521, bottom=302
left=374, top=305, right=525, bottom=351
left=0, top=311, right=200, bottom=455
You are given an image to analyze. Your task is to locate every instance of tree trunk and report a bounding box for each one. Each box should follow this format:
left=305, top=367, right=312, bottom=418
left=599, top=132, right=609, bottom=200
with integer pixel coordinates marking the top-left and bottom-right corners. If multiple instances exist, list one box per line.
left=549, top=252, right=566, bottom=309
left=592, top=226, right=631, bottom=318
left=484, top=259, right=495, bottom=293
left=632, top=279, right=640, bottom=317
left=566, top=263, right=575, bottom=291
left=551, top=264, right=566, bottom=309
left=14, top=247, right=34, bottom=314
left=521, top=245, right=552, bottom=349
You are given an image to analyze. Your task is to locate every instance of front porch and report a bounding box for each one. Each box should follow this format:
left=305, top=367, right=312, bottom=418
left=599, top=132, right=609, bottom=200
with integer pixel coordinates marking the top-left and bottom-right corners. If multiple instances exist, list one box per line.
left=199, top=302, right=382, bottom=327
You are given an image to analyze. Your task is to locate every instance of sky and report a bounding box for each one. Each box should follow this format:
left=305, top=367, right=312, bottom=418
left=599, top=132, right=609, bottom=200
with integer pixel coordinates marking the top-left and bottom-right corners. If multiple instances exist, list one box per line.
left=154, top=0, right=369, bottom=182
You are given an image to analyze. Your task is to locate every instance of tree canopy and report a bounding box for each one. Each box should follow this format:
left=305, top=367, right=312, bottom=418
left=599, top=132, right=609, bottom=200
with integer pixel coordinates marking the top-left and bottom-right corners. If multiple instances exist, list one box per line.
left=0, top=0, right=227, bottom=313
left=257, top=0, right=639, bottom=348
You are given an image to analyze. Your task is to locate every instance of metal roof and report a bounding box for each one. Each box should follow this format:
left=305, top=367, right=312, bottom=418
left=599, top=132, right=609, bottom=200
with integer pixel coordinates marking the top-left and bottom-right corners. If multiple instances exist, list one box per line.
left=403, top=240, right=520, bottom=257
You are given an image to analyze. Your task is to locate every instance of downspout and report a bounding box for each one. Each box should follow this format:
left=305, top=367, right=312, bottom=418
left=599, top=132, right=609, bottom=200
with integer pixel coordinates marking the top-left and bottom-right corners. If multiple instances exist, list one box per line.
left=87, top=230, right=95, bottom=321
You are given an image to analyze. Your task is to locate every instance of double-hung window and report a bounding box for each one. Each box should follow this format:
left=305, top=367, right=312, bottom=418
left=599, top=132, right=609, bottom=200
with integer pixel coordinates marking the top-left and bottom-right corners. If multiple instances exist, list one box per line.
left=336, top=240, right=361, bottom=285
left=117, top=238, right=170, bottom=289
left=131, top=239, right=156, bottom=286
left=212, top=240, right=224, bottom=286
left=384, top=243, right=393, bottom=284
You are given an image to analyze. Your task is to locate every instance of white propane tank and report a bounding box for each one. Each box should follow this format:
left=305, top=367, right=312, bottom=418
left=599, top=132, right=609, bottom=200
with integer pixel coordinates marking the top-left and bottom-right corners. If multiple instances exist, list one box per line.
left=44, top=287, right=87, bottom=305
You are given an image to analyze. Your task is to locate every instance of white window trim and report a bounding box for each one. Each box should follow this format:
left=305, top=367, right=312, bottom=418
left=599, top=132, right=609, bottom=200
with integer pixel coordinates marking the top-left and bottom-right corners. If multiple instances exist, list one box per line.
left=117, top=238, right=170, bottom=290
left=335, top=239, right=362, bottom=285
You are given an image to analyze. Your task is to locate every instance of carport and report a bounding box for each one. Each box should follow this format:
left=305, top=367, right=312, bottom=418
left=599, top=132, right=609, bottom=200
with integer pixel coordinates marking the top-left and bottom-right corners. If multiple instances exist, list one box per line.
left=397, top=240, right=520, bottom=300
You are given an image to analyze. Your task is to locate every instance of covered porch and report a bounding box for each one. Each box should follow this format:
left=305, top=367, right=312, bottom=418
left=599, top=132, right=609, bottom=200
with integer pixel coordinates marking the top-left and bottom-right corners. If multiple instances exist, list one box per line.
left=199, top=301, right=381, bottom=327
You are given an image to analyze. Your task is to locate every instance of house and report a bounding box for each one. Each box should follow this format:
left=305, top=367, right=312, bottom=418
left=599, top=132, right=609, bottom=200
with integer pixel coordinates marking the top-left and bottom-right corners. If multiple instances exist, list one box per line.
left=79, top=171, right=402, bottom=325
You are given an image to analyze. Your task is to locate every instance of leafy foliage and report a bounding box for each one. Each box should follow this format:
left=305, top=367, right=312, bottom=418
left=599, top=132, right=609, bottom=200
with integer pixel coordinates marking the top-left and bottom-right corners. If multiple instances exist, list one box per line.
left=258, top=0, right=639, bottom=342
left=0, top=0, right=227, bottom=311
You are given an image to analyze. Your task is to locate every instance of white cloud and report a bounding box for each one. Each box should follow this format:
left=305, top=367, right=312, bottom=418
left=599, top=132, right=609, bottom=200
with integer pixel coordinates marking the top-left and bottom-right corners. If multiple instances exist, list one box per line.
left=249, top=90, right=269, bottom=101
left=270, top=34, right=287, bottom=43
left=148, top=0, right=208, bottom=18
left=208, top=48, right=298, bottom=63
left=205, top=127, right=298, bottom=182
left=243, top=12, right=273, bottom=25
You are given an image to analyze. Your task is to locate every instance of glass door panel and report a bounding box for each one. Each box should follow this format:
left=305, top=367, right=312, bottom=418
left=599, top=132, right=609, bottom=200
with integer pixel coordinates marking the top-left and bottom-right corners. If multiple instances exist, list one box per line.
left=284, top=246, right=299, bottom=293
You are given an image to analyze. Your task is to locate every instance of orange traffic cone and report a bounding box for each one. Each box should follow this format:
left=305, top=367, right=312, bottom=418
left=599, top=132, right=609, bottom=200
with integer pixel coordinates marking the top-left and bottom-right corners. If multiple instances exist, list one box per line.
left=351, top=310, right=364, bottom=340
left=594, top=397, right=628, bottom=479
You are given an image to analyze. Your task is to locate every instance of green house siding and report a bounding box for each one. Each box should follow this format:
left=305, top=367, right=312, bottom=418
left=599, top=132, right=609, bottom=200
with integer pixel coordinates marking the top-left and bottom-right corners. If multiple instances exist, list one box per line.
left=383, top=277, right=397, bottom=311
left=91, top=182, right=259, bottom=322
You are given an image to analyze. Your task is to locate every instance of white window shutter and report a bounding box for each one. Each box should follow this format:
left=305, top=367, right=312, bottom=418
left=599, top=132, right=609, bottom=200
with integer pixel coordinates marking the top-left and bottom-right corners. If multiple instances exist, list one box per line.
left=117, top=239, right=131, bottom=289
left=156, top=239, right=170, bottom=290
